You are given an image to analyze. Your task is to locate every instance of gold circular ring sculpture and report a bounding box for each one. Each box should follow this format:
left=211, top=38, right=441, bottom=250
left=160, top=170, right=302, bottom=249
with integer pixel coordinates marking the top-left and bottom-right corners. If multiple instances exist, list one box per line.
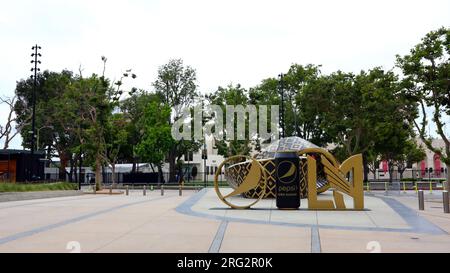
left=214, top=155, right=268, bottom=209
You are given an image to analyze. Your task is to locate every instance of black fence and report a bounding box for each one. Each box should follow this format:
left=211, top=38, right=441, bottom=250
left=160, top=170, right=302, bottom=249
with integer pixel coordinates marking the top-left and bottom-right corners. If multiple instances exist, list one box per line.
left=368, top=168, right=448, bottom=181
left=25, top=167, right=450, bottom=185
left=42, top=170, right=228, bottom=186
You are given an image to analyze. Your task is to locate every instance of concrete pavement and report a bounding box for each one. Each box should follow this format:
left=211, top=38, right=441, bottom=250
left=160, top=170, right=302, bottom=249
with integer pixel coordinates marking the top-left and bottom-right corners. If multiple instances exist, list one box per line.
left=0, top=188, right=449, bottom=252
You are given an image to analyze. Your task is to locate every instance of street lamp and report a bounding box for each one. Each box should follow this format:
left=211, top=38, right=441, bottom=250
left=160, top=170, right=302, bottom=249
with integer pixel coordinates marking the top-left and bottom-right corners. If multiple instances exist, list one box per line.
left=30, top=44, right=42, bottom=181
left=201, top=97, right=210, bottom=188
left=202, top=141, right=207, bottom=188
left=278, top=73, right=285, bottom=138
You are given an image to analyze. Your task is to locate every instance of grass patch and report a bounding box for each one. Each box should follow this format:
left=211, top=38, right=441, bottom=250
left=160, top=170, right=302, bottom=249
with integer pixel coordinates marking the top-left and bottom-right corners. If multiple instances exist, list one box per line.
left=0, top=182, right=78, bottom=192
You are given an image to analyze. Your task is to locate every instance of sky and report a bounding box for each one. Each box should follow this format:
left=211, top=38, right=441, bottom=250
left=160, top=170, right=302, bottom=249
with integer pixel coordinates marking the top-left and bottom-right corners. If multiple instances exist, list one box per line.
left=0, top=0, right=449, bottom=149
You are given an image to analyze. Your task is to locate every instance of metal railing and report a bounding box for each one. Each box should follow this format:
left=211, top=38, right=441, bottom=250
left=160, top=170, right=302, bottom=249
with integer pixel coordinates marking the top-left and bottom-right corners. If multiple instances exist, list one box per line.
left=368, top=169, right=448, bottom=181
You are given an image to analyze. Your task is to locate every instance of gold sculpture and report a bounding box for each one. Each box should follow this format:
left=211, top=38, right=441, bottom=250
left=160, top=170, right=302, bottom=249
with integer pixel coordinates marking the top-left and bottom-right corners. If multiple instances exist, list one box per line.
left=214, top=148, right=364, bottom=210
left=214, top=155, right=268, bottom=209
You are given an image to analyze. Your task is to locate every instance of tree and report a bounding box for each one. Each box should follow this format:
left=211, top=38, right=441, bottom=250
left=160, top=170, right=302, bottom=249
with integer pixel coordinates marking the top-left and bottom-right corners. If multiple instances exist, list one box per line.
left=208, top=84, right=252, bottom=157
left=289, top=64, right=333, bottom=146
left=104, top=113, right=129, bottom=188
left=135, top=101, right=173, bottom=182
left=248, top=78, right=280, bottom=149
left=14, top=70, right=78, bottom=180
left=248, top=64, right=332, bottom=147
left=153, top=59, right=200, bottom=182
left=315, top=70, right=375, bottom=160
left=120, top=90, right=159, bottom=172
left=307, top=67, right=419, bottom=184
left=396, top=27, right=450, bottom=189
left=0, top=95, right=30, bottom=149
left=394, top=140, right=426, bottom=180
left=366, top=68, right=415, bottom=182
left=70, top=73, right=111, bottom=190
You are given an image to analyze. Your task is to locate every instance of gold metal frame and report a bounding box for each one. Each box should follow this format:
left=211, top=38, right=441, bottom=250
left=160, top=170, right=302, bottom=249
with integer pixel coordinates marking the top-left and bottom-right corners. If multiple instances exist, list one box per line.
left=214, top=155, right=268, bottom=209
left=296, top=147, right=339, bottom=194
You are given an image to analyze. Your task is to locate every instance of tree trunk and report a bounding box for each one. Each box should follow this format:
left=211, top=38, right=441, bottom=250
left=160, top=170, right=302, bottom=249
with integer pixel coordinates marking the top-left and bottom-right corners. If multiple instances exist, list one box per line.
left=95, top=154, right=102, bottom=190
left=362, top=154, right=369, bottom=182
left=59, top=152, right=69, bottom=181
left=73, top=157, right=78, bottom=184
left=111, top=163, right=117, bottom=188
left=388, top=163, right=394, bottom=184
left=132, top=156, right=137, bottom=173
left=445, top=163, right=450, bottom=191
left=158, top=165, right=163, bottom=185
left=168, top=148, right=177, bottom=183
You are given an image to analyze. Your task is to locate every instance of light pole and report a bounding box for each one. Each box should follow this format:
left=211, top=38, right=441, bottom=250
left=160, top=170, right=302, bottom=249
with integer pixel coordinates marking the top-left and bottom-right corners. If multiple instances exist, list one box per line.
left=201, top=98, right=209, bottom=188
left=30, top=45, right=42, bottom=181
left=278, top=73, right=285, bottom=138
left=187, top=151, right=191, bottom=183
left=203, top=141, right=207, bottom=188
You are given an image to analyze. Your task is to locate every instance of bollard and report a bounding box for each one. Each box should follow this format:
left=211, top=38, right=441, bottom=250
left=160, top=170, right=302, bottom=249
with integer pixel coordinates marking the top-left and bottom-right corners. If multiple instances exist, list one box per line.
left=109, top=184, right=112, bottom=195
left=385, top=182, right=388, bottom=194
left=418, top=190, right=424, bottom=210
left=179, top=184, right=182, bottom=196
left=403, top=182, right=406, bottom=193
left=150, top=185, right=154, bottom=191
left=367, top=182, right=370, bottom=192
left=443, top=191, right=450, bottom=214
left=126, top=185, right=129, bottom=196
left=429, top=182, right=433, bottom=194
left=93, top=185, right=96, bottom=194
left=143, top=185, right=146, bottom=196
left=414, top=182, right=418, bottom=193
left=161, top=185, right=164, bottom=196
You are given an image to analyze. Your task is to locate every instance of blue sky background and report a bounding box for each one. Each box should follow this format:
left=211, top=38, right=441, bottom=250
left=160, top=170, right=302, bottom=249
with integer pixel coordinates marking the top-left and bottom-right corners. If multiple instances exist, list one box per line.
left=1, top=0, right=449, bottom=149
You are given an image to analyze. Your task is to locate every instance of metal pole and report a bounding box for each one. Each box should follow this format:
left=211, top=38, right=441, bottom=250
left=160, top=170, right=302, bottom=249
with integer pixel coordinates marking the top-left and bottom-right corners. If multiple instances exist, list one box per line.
left=30, top=45, right=41, bottom=181
left=78, top=146, right=82, bottom=191
left=418, top=190, right=424, bottom=210
left=109, top=184, right=112, bottom=195
left=143, top=185, right=146, bottom=196
left=187, top=153, right=190, bottom=184
left=279, top=73, right=285, bottom=138
left=126, top=185, right=129, bottom=196
left=203, top=138, right=207, bottom=188
left=443, top=191, right=449, bottom=213
left=179, top=183, right=182, bottom=196
left=161, top=185, right=164, bottom=196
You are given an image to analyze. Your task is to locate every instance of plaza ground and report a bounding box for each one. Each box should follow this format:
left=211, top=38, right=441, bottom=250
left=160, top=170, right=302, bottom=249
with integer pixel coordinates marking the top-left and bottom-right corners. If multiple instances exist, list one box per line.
left=0, top=188, right=449, bottom=253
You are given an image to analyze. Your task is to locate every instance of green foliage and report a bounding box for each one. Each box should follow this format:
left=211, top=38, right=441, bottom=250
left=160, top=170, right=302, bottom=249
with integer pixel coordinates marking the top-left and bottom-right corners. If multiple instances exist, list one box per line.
left=153, top=58, right=198, bottom=110
left=119, top=90, right=160, bottom=167
left=0, top=182, right=78, bottom=192
left=135, top=102, right=173, bottom=167
left=208, top=84, right=252, bottom=157
left=396, top=27, right=450, bottom=167
left=152, top=59, right=200, bottom=181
